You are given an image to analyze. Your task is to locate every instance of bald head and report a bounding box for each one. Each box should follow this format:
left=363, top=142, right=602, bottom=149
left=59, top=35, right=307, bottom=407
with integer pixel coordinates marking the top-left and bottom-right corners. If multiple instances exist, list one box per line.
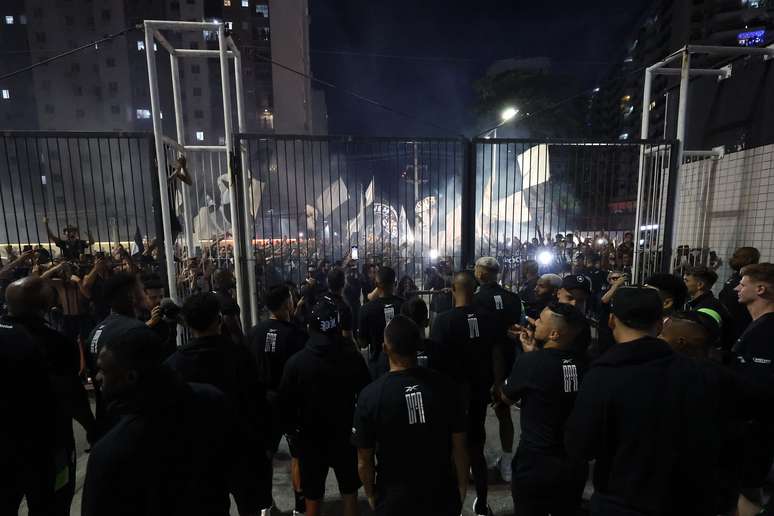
left=659, top=313, right=714, bottom=359
left=6, top=276, right=53, bottom=317
left=451, top=271, right=476, bottom=306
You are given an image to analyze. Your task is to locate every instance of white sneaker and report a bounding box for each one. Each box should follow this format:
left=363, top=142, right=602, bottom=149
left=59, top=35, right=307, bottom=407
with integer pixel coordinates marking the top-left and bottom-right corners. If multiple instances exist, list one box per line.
left=498, top=453, right=513, bottom=483
left=292, top=511, right=305, bottom=516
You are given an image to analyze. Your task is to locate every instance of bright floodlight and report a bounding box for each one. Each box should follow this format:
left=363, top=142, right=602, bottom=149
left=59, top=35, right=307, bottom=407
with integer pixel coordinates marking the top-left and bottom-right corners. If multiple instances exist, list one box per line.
left=537, top=250, right=553, bottom=266
left=501, top=106, right=519, bottom=122
left=429, top=249, right=439, bottom=260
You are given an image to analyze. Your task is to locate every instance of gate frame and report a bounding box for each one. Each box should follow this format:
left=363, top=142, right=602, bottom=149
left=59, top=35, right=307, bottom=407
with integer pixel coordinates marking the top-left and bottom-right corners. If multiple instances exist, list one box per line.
left=143, top=19, right=256, bottom=326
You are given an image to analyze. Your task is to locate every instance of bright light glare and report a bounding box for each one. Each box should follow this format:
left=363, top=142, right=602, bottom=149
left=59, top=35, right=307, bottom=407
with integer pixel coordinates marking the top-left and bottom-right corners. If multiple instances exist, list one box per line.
left=596, top=238, right=606, bottom=245
left=429, top=249, right=439, bottom=260
left=537, top=250, right=553, bottom=266
left=501, top=106, right=519, bottom=122
left=298, top=232, right=304, bottom=238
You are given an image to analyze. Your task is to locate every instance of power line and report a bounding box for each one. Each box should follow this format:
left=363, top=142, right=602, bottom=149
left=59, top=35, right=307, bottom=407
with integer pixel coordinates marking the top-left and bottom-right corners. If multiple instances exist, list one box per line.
left=243, top=45, right=463, bottom=136
left=0, top=25, right=141, bottom=82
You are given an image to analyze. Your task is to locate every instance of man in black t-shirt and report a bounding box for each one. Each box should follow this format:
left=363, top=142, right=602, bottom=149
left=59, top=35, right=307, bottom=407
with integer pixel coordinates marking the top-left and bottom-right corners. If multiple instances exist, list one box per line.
left=44, top=216, right=94, bottom=261
left=212, top=269, right=243, bottom=345
left=430, top=271, right=498, bottom=516
left=473, top=256, right=522, bottom=483
left=279, top=297, right=371, bottom=516
left=352, top=315, right=469, bottom=516
left=733, top=263, right=774, bottom=513
left=358, top=266, right=403, bottom=379
left=720, top=247, right=760, bottom=341
left=248, top=284, right=308, bottom=515
left=504, top=302, right=587, bottom=516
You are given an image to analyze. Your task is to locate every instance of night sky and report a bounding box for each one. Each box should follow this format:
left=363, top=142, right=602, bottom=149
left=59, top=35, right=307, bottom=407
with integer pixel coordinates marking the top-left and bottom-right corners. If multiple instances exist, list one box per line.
left=309, top=0, right=652, bottom=138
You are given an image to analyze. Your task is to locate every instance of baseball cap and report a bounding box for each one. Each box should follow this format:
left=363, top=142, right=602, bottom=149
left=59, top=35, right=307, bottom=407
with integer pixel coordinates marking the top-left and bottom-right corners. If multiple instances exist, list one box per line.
left=475, top=256, right=500, bottom=272
left=685, top=309, right=722, bottom=344
left=610, top=286, right=663, bottom=329
left=309, top=295, right=341, bottom=335
left=561, top=274, right=592, bottom=294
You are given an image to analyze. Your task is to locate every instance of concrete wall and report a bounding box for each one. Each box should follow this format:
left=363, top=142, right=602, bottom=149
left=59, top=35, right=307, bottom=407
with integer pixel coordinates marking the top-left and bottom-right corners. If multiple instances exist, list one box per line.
left=673, top=143, right=774, bottom=286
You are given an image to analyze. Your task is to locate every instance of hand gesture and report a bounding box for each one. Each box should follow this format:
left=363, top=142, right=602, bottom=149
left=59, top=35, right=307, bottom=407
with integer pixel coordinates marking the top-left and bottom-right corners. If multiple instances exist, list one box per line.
left=511, top=321, right=537, bottom=353
left=147, top=305, right=162, bottom=327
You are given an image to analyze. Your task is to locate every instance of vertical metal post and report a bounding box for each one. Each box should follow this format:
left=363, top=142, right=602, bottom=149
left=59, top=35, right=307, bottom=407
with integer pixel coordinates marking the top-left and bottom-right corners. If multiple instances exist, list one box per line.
left=144, top=23, right=179, bottom=302
left=461, top=140, right=476, bottom=268
left=232, top=47, right=258, bottom=326
left=218, top=25, right=248, bottom=329
left=676, top=50, right=691, bottom=165
left=170, top=54, right=195, bottom=258
left=632, top=67, right=653, bottom=282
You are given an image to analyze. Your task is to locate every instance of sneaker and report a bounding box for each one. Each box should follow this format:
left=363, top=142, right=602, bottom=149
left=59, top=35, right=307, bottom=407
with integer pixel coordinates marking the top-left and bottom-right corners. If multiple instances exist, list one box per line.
left=472, top=497, right=494, bottom=516
left=292, top=512, right=305, bottom=516
left=497, top=454, right=512, bottom=483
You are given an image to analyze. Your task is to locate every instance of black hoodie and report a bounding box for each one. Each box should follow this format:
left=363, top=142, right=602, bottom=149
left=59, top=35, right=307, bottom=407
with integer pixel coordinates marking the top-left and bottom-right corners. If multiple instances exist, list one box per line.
left=82, top=368, right=263, bottom=516
left=278, top=333, right=371, bottom=444
left=565, top=337, right=722, bottom=516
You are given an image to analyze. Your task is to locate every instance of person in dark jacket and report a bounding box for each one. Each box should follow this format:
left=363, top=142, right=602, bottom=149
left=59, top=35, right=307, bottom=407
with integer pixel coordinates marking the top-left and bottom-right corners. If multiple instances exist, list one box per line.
left=643, top=273, right=688, bottom=318
left=279, top=296, right=371, bottom=516
left=565, top=286, right=725, bottom=516
left=0, top=314, right=56, bottom=515
left=248, top=284, right=308, bottom=515
left=211, top=269, right=244, bottom=345
left=166, top=292, right=272, bottom=512
left=82, top=326, right=263, bottom=516
left=4, top=276, right=96, bottom=516
left=719, top=246, right=760, bottom=340
left=684, top=265, right=735, bottom=351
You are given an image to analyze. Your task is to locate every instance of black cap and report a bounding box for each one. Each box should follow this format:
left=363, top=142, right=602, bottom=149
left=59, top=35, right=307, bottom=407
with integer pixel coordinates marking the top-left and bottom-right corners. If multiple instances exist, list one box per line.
left=610, top=286, right=663, bottom=329
left=561, top=274, right=592, bottom=294
left=309, top=295, right=341, bottom=335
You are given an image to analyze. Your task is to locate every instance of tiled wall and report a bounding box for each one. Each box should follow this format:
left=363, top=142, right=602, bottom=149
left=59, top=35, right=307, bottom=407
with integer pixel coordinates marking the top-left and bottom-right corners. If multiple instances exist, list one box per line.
left=674, top=144, right=774, bottom=290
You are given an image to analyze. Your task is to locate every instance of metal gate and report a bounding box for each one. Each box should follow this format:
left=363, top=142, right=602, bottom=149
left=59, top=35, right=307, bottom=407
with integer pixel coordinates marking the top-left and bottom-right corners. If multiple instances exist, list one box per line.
left=0, top=131, right=160, bottom=258
left=235, top=135, right=467, bottom=296
left=473, top=138, right=677, bottom=285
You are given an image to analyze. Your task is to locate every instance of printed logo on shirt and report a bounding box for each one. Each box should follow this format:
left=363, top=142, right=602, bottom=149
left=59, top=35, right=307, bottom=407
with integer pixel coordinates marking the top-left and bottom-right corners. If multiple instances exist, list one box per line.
left=90, top=328, right=104, bottom=355
left=494, top=295, right=503, bottom=310
left=467, top=314, right=480, bottom=338
left=753, top=357, right=772, bottom=365
left=384, top=305, right=395, bottom=325
left=265, top=330, right=278, bottom=353
left=0, top=323, right=12, bottom=329
left=562, top=363, right=579, bottom=393
left=405, top=388, right=426, bottom=424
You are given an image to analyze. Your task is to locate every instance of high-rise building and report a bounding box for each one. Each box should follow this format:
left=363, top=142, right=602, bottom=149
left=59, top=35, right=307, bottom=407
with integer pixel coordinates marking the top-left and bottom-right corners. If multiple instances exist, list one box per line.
left=589, top=0, right=774, bottom=143
left=0, top=0, right=322, bottom=139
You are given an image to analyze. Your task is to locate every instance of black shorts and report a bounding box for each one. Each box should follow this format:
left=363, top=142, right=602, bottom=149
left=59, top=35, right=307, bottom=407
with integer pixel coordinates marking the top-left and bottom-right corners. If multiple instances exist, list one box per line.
left=375, top=482, right=460, bottom=516
left=298, top=440, right=361, bottom=500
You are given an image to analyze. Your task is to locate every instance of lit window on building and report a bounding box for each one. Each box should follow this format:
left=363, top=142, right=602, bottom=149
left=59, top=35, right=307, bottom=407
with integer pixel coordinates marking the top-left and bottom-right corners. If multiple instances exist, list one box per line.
left=738, top=29, right=765, bottom=47
left=619, top=133, right=629, bottom=140
left=136, top=109, right=151, bottom=119
left=1, top=89, right=9, bottom=100
left=137, top=40, right=145, bottom=51
left=224, top=0, right=231, bottom=5
left=256, top=4, right=268, bottom=16
left=241, top=0, right=249, bottom=7
left=5, top=16, right=14, bottom=24
left=742, top=0, right=762, bottom=7
left=225, top=21, right=233, bottom=30
left=218, top=136, right=225, bottom=145
left=196, top=131, right=205, bottom=141
left=260, top=109, right=274, bottom=129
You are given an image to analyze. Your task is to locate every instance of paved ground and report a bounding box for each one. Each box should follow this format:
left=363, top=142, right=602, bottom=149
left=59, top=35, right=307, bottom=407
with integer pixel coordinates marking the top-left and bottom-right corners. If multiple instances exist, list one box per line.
left=22, top=401, right=568, bottom=516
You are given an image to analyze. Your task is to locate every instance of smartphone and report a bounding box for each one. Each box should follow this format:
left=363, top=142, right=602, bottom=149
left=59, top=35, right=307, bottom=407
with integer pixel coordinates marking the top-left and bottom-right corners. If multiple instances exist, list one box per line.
left=350, top=245, right=359, bottom=261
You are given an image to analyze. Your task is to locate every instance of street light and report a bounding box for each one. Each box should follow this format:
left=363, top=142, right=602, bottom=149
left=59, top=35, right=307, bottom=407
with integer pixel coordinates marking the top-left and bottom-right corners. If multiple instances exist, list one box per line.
left=501, top=106, right=518, bottom=122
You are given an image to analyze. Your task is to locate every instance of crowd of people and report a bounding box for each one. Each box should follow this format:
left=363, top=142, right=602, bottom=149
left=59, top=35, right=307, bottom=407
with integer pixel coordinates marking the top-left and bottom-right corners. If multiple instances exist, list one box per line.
left=3, top=216, right=774, bottom=516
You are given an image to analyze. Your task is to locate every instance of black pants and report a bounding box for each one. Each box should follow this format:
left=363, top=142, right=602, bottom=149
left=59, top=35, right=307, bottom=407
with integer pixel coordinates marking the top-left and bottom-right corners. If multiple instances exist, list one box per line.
left=511, top=447, right=587, bottom=516
left=52, top=448, right=76, bottom=516
left=375, top=483, right=461, bottom=516
left=0, top=452, right=55, bottom=516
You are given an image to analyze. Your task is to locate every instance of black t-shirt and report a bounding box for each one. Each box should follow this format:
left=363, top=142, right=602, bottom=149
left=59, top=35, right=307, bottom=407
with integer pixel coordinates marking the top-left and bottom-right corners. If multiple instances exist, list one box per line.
left=687, top=292, right=736, bottom=350
left=358, top=295, right=404, bottom=361
left=585, top=267, right=608, bottom=295
left=473, top=283, right=522, bottom=336
left=429, top=305, right=496, bottom=389
left=502, top=348, right=583, bottom=454
left=519, top=277, right=539, bottom=307
left=352, top=367, right=464, bottom=490
left=213, top=290, right=240, bottom=317
left=733, top=312, right=774, bottom=382
left=56, top=238, right=88, bottom=260
left=248, top=318, right=307, bottom=392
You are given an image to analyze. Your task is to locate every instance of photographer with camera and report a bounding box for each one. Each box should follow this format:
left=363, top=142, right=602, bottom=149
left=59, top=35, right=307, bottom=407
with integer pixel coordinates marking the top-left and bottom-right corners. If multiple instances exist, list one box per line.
left=141, top=273, right=179, bottom=360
